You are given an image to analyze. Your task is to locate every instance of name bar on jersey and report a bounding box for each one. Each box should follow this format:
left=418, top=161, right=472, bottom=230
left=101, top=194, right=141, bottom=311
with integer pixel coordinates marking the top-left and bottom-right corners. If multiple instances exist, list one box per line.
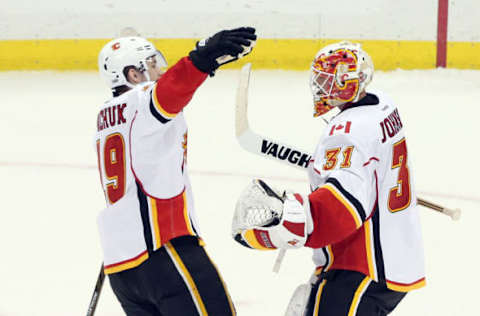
left=380, top=108, right=403, bottom=143
left=97, top=103, right=127, bottom=131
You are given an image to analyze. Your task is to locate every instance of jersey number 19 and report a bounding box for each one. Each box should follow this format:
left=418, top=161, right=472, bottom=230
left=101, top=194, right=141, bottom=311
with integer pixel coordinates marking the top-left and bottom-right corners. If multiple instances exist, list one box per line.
left=96, top=133, right=126, bottom=204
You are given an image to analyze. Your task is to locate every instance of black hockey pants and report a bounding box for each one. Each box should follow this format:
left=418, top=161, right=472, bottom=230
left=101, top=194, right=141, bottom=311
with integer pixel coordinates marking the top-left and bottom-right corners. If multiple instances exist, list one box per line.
left=305, top=270, right=407, bottom=316
left=108, top=235, right=235, bottom=316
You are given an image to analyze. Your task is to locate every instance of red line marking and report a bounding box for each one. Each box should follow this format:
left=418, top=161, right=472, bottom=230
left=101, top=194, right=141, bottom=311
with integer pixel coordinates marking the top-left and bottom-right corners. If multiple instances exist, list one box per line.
left=1, top=160, right=478, bottom=204
left=436, top=0, right=449, bottom=68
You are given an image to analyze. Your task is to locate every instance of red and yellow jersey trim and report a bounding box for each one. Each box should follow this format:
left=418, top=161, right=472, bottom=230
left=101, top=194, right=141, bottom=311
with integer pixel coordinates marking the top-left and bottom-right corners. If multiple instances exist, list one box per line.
left=151, top=82, right=178, bottom=119
left=386, top=278, right=426, bottom=292
left=148, top=190, right=196, bottom=251
left=323, top=183, right=362, bottom=229
left=307, top=180, right=367, bottom=249
left=103, top=250, right=149, bottom=275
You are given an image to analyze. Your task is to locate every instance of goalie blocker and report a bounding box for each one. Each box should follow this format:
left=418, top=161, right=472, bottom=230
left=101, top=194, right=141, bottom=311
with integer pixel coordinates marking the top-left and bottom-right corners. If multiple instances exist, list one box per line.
left=232, top=179, right=313, bottom=250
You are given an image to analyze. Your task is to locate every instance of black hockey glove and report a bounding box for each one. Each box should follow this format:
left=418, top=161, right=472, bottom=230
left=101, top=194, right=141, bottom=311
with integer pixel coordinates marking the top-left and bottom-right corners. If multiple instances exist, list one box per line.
left=189, top=27, right=257, bottom=76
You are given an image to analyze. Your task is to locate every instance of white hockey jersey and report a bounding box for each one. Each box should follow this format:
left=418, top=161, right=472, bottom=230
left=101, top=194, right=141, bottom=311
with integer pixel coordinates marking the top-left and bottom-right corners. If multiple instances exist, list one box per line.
left=306, top=91, right=425, bottom=292
left=94, top=57, right=207, bottom=274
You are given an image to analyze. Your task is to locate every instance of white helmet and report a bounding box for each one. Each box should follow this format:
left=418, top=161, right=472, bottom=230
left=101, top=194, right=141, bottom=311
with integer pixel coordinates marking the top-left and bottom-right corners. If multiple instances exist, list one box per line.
left=98, top=36, right=167, bottom=90
left=309, top=41, right=374, bottom=117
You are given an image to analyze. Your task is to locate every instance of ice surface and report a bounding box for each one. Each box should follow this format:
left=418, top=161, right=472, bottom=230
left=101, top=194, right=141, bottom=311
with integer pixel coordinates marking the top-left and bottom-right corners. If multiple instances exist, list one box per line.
left=0, top=68, right=478, bottom=315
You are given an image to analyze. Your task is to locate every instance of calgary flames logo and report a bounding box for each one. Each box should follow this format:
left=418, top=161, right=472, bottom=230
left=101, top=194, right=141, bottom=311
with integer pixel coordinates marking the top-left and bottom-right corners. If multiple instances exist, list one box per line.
left=111, top=42, right=121, bottom=50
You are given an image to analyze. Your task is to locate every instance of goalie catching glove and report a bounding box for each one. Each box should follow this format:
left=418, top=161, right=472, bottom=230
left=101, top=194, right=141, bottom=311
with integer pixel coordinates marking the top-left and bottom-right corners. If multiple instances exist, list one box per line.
left=189, top=27, right=256, bottom=76
left=232, top=179, right=313, bottom=250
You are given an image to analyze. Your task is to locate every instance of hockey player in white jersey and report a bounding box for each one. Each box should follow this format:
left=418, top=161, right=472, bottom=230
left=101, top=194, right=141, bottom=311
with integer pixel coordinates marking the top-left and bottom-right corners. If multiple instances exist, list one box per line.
left=233, top=42, right=425, bottom=315
left=95, top=27, right=256, bottom=315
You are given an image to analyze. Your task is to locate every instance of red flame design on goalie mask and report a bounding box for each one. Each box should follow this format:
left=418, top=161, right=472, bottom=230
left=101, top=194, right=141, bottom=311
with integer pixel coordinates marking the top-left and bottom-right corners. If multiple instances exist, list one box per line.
left=312, top=48, right=360, bottom=116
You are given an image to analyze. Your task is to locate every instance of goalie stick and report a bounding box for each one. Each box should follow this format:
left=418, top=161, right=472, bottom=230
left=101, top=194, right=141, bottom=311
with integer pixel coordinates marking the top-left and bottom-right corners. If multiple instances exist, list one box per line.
left=86, top=264, right=105, bottom=316
left=235, top=63, right=313, bottom=171
left=235, top=63, right=461, bottom=271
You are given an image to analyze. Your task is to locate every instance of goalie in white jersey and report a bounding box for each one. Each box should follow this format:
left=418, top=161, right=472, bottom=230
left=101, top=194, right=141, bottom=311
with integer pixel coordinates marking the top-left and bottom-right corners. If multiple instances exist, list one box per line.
left=233, top=42, right=425, bottom=315
left=95, top=28, right=256, bottom=315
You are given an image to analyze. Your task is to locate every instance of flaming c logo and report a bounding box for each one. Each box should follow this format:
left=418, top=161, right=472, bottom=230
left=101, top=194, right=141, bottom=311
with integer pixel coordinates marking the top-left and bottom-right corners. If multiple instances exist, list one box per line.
left=111, top=42, right=121, bottom=50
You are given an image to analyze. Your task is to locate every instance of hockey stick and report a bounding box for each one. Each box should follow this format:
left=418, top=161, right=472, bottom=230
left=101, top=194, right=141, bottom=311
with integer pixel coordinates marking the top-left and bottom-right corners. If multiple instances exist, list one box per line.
left=235, top=63, right=313, bottom=171
left=86, top=264, right=105, bottom=316
left=235, top=63, right=462, bottom=221
left=417, top=197, right=461, bottom=221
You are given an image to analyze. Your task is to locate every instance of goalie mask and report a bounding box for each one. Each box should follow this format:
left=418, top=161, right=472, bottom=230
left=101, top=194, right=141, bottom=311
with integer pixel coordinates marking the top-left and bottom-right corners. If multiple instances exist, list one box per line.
left=309, top=41, right=374, bottom=117
left=98, top=36, right=168, bottom=90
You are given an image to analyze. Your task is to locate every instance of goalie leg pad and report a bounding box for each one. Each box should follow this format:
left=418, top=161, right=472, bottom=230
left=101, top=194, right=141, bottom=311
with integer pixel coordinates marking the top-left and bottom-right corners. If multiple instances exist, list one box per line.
left=285, top=283, right=313, bottom=316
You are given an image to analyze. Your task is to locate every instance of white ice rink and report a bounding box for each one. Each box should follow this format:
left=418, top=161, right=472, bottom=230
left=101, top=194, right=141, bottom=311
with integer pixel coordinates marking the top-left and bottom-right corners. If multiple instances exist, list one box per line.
left=0, top=67, right=479, bottom=316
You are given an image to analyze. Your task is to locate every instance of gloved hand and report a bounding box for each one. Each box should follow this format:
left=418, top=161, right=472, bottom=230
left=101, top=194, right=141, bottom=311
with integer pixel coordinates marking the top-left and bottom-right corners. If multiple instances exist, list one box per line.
left=232, top=179, right=313, bottom=250
left=189, top=27, right=257, bottom=76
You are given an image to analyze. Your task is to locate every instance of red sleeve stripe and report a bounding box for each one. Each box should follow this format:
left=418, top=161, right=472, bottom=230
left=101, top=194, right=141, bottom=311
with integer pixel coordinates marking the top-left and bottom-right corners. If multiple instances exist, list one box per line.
left=323, top=183, right=362, bottom=229
left=151, top=83, right=178, bottom=119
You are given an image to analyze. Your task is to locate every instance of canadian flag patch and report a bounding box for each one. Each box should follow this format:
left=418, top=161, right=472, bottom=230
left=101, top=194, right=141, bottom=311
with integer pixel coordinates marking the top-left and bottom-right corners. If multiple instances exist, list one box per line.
left=329, top=121, right=352, bottom=136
